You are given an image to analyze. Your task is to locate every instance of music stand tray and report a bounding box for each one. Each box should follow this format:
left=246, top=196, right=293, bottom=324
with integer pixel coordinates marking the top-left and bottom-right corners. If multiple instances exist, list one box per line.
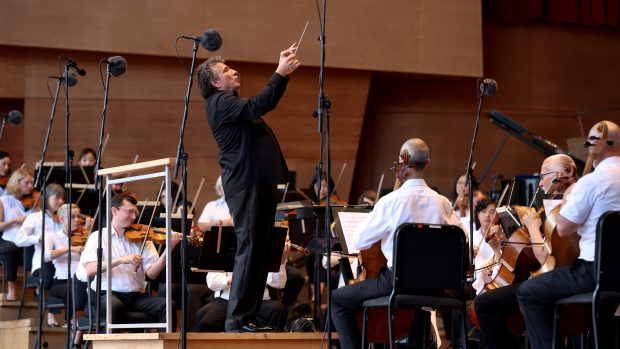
left=196, top=226, right=287, bottom=272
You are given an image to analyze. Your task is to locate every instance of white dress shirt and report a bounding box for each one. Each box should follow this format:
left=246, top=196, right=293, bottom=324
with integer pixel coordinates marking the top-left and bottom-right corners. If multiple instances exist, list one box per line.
left=198, top=197, right=232, bottom=229
left=207, top=263, right=287, bottom=300
left=0, top=195, right=30, bottom=242
left=45, top=229, right=81, bottom=280
left=78, top=226, right=159, bottom=293
left=353, top=178, right=464, bottom=268
left=15, top=212, right=62, bottom=272
left=560, top=156, right=620, bottom=262
left=472, top=232, right=499, bottom=295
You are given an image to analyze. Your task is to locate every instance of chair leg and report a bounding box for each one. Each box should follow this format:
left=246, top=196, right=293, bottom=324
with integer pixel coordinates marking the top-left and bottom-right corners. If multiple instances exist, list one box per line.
left=361, top=307, right=368, bottom=349
left=552, top=305, right=561, bottom=349
left=17, top=283, right=26, bottom=319
left=388, top=306, right=394, bottom=349
left=591, top=301, right=599, bottom=349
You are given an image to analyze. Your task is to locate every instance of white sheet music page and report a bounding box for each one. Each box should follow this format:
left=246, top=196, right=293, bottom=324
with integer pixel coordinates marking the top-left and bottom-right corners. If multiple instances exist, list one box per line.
left=338, top=211, right=369, bottom=254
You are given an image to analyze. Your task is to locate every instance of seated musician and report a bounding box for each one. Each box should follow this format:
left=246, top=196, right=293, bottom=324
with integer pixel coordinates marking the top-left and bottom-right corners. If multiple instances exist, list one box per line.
left=474, top=154, right=577, bottom=348
left=45, top=203, right=88, bottom=340
left=516, top=121, right=620, bottom=349
left=195, top=243, right=288, bottom=332
left=331, top=138, right=464, bottom=349
left=77, top=192, right=180, bottom=327
left=15, top=183, right=65, bottom=326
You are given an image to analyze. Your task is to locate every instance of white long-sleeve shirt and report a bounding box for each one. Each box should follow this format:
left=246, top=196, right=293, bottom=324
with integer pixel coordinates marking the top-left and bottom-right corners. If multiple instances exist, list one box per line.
left=15, top=212, right=61, bottom=272
left=353, top=178, right=464, bottom=268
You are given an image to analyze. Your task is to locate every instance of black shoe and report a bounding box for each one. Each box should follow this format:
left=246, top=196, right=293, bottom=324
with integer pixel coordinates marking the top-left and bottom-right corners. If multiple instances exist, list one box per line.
left=239, top=322, right=276, bottom=333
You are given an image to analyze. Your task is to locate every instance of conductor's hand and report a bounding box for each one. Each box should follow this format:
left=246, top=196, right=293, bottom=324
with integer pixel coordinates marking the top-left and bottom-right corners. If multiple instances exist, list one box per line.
left=275, top=43, right=301, bottom=77
left=123, top=253, right=142, bottom=269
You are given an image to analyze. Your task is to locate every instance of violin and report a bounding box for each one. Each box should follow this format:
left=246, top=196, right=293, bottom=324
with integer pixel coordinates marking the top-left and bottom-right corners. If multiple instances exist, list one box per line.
left=319, top=193, right=347, bottom=206
left=124, top=224, right=167, bottom=245
left=70, top=229, right=90, bottom=247
left=21, top=190, right=42, bottom=211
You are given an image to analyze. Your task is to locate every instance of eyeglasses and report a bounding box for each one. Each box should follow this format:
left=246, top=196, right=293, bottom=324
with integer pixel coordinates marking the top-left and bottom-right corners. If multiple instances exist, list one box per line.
left=539, top=171, right=555, bottom=179
left=118, top=207, right=139, bottom=217
left=583, top=136, right=614, bottom=149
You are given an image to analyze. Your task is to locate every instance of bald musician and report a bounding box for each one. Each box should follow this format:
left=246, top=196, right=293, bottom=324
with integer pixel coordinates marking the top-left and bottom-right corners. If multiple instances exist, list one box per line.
left=516, top=120, right=620, bottom=348
left=331, top=138, right=464, bottom=349
left=474, top=154, right=577, bottom=348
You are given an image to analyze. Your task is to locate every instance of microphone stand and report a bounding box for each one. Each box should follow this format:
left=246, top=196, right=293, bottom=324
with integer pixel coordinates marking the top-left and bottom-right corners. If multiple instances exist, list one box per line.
left=313, top=0, right=333, bottom=346
left=32, top=76, right=62, bottom=349
left=94, top=64, right=113, bottom=334
left=173, top=37, right=200, bottom=349
left=62, top=62, right=75, bottom=349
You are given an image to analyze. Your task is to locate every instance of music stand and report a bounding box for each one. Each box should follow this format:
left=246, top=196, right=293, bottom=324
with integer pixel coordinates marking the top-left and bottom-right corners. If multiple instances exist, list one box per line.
left=196, top=226, right=287, bottom=272
left=330, top=206, right=371, bottom=255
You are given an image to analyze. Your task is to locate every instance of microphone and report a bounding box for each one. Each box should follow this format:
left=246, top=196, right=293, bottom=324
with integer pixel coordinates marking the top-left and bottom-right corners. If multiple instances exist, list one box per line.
left=62, top=70, right=78, bottom=87
left=0, top=110, right=23, bottom=125
left=181, top=29, right=222, bottom=52
left=480, top=78, right=497, bottom=96
left=103, top=56, right=127, bottom=77
left=62, top=55, right=87, bottom=76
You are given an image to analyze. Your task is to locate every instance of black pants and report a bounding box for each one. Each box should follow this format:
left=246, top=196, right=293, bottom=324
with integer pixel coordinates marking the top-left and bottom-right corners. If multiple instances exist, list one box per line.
left=282, top=264, right=305, bottom=310
left=32, top=261, right=56, bottom=290
left=95, top=290, right=176, bottom=328
left=474, top=283, right=522, bottom=349
left=48, top=277, right=88, bottom=315
left=224, top=183, right=277, bottom=331
left=0, top=238, right=19, bottom=281
left=517, top=259, right=617, bottom=349
left=196, top=297, right=285, bottom=332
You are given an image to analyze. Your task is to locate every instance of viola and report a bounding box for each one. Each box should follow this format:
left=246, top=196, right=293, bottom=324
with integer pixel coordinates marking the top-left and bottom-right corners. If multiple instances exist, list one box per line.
left=124, top=224, right=166, bottom=245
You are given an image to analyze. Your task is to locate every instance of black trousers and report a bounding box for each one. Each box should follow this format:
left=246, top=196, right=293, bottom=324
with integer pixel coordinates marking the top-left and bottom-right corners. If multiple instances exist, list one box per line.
left=48, top=277, right=88, bottom=315
left=32, top=261, right=56, bottom=290
left=516, top=259, right=617, bottom=349
left=282, top=264, right=305, bottom=310
left=95, top=290, right=175, bottom=328
left=196, top=297, right=286, bottom=332
left=0, top=238, right=19, bottom=281
left=224, top=183, right=278, bottom=332
left=474, top=283, right=522, bottom=349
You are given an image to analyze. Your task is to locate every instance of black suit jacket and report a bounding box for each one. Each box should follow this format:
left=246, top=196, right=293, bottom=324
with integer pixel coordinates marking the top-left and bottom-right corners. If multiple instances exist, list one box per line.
left=206, top=73, right=290, bottom=194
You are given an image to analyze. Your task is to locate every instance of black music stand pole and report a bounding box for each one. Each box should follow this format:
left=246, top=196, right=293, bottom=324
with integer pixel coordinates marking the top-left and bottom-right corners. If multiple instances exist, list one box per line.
left=174, top=37, right=200, bottom=349
left=32, top=76, right=62, bottom=349
left=61, top=61, right=77, bottom=349
left=313, top=0, right=333, bottom=346
left=94, top=64, right=113, bottom=334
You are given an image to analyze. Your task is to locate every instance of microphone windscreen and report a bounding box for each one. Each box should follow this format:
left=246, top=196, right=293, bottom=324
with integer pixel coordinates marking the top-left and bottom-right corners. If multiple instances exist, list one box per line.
left=76, top=67, right=87, bottom=76
left=107, top=56, right=127, bottom=77
left=482, top=78, right=497, bottom=96
left=63, top=70, right=78, bottom=87
left=202, top=29, right=222, bottom=52
left=8, top=110, right=23, bottom=125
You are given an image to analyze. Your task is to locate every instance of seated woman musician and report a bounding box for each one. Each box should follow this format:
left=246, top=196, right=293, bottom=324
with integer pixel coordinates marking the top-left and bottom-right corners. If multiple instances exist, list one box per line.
left=45, top=204, right=88, bottom=328
left=473, top=154, right=577, bottom=349
left=15, top=183, right=65, bottom=326
left=0, top=168, right=37, bottom=300
left=308, top=172, right=347, bottom=206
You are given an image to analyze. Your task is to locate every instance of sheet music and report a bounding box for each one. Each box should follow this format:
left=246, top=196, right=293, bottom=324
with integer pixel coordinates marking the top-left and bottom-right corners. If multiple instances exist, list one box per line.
left=337, top=211, right=369, bottom=254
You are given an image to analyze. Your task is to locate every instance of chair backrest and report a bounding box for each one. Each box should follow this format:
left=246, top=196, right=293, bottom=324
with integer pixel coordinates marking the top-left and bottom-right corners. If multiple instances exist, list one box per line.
left=393, top=223, right=467, bottom=295
left=595, top=211, right=620, bottom=291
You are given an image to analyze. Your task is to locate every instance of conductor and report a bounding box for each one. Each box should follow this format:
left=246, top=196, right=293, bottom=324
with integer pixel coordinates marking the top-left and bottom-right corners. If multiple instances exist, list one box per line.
left=197, top=43, right=300, bottom=332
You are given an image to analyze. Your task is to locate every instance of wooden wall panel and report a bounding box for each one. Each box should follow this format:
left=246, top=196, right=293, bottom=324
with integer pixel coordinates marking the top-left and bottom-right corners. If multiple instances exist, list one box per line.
left=6, top=45, right=370, bottom=209
left=352, top=23, right=620, bottom=200
left=0, top=0, right=482, bottom=77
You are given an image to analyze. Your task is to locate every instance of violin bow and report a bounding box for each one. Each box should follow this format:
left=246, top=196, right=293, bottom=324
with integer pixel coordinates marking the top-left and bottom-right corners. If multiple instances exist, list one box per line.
left=189, top=177, right=205, bottom=214
left=138, top=182, right=165, bottom=258
left=374, top=172, right=385, bottom=202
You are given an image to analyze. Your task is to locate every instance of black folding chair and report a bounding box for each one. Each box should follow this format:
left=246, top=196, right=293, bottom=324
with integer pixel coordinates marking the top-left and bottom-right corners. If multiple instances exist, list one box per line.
left=552, top=210, right=620, bottom=349
left=361, top=223, right=467, bottom=349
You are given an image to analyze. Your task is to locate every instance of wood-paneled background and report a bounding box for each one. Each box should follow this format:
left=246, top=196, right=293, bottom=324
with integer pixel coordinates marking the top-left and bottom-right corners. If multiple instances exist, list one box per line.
left=1, top=0, right=619, bottom=210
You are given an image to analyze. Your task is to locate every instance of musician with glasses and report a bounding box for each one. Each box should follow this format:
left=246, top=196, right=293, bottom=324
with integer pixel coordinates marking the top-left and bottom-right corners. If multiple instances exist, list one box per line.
left=474, top=154, right=577, bottom=349
left=516, top=120, right=620, bottom=348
